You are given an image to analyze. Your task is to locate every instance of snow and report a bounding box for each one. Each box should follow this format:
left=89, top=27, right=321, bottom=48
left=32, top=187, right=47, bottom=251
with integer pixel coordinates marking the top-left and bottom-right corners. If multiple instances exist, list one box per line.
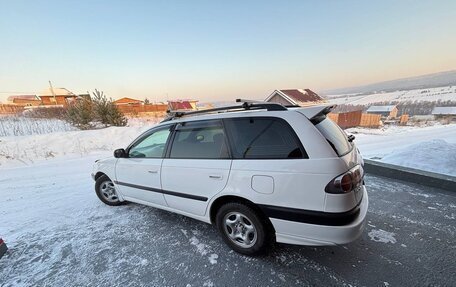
left=0, top=118, right=159, bottom=167
left=0, top=154, right=111, bottom=243
left=208, top=253, right=219, bottom=265
left=328, top=85, right=456, bottom=105
left=348, top=124, right=456, bottom=175
left=381, top=139, right=456, bottom=176
left=368, top=229, right=397, bottom=244
left=0, top=153, right=220, bottom=285
left=0, top=116, right=75, bottom=137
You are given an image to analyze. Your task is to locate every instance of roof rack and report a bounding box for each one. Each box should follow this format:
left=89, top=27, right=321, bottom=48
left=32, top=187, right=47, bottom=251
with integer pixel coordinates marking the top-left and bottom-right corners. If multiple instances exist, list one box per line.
left=161, top=99, right=287, bottom=122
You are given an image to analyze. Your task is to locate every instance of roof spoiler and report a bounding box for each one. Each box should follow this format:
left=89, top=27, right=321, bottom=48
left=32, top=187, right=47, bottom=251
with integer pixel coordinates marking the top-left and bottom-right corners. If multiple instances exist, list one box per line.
left=309, top=105, right=335, bottom=124
left=294, top=104, right=335, bottom=123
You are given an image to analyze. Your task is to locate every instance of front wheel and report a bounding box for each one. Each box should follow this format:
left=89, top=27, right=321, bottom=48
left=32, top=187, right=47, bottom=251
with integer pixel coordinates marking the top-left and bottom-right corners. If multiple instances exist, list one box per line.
left=95, top=175, right=123, bottom=206
left=215, top=202, right=272, bottom=255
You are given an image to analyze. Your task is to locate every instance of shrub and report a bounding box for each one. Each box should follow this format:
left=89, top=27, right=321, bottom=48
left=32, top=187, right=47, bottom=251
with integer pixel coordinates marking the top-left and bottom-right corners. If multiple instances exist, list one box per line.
left=66, top=97, right=94, bottom=129
left=24, top=106, right=67, bottom=119
left=65, top=90, right=127, bottom=128
left=91, top=89, right=127, bottom=127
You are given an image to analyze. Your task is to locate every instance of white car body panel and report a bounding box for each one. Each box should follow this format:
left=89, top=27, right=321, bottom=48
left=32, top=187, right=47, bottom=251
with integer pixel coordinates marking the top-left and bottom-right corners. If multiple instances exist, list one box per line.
left=92, top=104, right=368, bottom=247
left=115, top=158, right=167, bottom=206
left=161, top=159, right=232, bottom=216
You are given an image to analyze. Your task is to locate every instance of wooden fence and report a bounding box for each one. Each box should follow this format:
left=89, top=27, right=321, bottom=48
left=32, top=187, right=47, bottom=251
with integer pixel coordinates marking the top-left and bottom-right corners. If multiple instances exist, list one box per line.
left=359, top=113, right=382, bottom=128
left=327, top=113, right=339, bottom=123
left=116, top=104, right=168, bottom=115
left=329, top=111, right=381, bottom=128
left=336, top=110, right=362, bottom=128
left=399, top=114, right=409, bottom=125
left=0, top=104, right=24, bottom=115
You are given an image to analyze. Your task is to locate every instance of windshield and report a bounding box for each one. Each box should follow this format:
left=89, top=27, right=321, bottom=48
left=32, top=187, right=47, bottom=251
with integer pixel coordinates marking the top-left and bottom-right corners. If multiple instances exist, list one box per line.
left=314, top=117, right=353, bottom=156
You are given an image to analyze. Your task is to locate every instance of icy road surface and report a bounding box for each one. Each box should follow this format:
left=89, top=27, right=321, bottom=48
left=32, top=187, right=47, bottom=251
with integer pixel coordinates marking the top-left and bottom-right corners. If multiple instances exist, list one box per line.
left=0, top=154, right=455, bottom=286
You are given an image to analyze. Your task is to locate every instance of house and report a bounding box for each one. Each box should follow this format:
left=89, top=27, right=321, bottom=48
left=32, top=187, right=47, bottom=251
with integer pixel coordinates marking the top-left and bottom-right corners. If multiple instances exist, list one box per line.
left=265, top=89, right=327, bottom=107
left=39, top=87, right=80, bottom=107
left=113, top=97, right=144, bottom=105
left=168, top=100, right=198, bottom=111
left=7, top=95, right=42, bottom=106
left=113, top=97, right=169, bottom=115
left=432, top=107, right=456, bottom=122
left=366, top=105, right=398, bottom=118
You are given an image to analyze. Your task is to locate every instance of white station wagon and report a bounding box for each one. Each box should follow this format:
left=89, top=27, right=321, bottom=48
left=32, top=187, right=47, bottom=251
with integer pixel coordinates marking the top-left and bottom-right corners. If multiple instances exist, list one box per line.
left=92, top=101, right=368, bottom=255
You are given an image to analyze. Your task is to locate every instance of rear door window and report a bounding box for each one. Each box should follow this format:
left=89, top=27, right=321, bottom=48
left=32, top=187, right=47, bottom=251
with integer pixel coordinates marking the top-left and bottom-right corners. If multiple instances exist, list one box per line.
left=169, top=120, right=229, bottom=159
left=314, top=117, right=353, bottom=156
left=224, top=117, right=307, bottom=159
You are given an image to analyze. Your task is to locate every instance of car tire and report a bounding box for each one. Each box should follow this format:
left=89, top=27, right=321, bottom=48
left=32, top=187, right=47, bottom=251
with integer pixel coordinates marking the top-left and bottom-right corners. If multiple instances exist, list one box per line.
left=95, top=175, right=124, bottom=206
left=216, top=202, right=272, bottom=255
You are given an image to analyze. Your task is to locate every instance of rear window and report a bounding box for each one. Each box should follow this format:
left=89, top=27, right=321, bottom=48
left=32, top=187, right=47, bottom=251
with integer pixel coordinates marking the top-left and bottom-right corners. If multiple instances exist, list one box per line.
left=224, top=117, right=307, bottom=159
left=314, top=117, right=353, bottom=156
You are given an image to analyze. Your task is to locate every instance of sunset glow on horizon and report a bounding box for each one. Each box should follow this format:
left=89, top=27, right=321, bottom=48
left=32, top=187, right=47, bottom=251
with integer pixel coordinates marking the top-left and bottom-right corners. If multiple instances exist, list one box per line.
left=1, top=0, right=455, bottom=102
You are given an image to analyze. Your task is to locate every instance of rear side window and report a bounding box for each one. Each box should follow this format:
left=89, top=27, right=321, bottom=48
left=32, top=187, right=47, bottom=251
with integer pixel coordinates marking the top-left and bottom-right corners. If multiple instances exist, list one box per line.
left=314, top=117, right=353, bottom=156
left=169, top=120, right=229, bottom=159
left=224, top=117, right=307, bottom=159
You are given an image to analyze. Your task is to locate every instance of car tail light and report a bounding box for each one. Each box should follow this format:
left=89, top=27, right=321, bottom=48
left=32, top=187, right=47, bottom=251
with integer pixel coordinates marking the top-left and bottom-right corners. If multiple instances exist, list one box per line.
left=325, top=165, right=364, bottom=194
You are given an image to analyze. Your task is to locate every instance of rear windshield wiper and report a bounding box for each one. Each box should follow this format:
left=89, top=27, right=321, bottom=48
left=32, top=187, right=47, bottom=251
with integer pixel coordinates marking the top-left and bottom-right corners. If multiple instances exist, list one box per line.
left=347, top=134, right=355, bottom=142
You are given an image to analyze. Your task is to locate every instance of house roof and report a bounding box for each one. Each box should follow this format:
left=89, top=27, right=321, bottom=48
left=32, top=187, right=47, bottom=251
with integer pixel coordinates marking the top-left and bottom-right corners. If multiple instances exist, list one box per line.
left=366, top=105, right=397, bottom=113
left=113, top=97, right=143, bottom=104
left=265, top=89, right=325, bottom=106
left=168, top=100, right=193, bottom=110
left=40, top=88, right=76, bottom=97
left=7, top=95, right=40, bottom=102
left=432, top=106, right=456, bottom=115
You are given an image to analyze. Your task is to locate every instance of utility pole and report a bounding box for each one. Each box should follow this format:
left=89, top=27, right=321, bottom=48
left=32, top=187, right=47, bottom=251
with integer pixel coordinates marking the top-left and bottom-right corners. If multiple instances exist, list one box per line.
left=48, top=80, right=57, bottom=104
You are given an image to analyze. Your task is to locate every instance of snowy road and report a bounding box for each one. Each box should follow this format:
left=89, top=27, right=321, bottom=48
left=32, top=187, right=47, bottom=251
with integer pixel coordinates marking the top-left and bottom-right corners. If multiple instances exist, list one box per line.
left=0, top=155, right=455, bottom=286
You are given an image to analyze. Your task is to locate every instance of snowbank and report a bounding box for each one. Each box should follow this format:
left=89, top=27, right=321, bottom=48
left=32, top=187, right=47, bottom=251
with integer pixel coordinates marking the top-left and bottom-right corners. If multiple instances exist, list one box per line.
left=380, top=139, right=456, bottom=176
left=352, top=124, right=456, bottom=159
left=0, top=116, right=76, bottom=137
left=328, top=85, right=456, bottom=105
left=0, top=124, right=155, bottom=167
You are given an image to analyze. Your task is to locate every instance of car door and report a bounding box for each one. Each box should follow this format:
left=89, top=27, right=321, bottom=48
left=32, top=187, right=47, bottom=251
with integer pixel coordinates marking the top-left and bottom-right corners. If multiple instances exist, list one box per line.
left=161, top=120, right=232, bottom=216
left=115, top=125, right=172, bottom=206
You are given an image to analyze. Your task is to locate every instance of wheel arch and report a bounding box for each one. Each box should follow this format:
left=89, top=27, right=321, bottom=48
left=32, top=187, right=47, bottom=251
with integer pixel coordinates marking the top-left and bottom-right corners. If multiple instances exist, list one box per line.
left=209, top=195, right=275, bottom=233
left=94, top=171, right=107, bottom=181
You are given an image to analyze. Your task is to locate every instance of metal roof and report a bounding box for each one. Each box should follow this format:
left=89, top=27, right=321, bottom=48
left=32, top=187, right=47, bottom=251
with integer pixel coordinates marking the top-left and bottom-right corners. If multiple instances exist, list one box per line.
left=432, top=107, right=456, bottom=115
left=366, top=105, right=397, bottom=112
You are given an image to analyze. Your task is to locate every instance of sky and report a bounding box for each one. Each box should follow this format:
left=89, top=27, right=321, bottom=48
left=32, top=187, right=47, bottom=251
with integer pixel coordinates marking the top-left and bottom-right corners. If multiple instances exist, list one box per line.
left=1, top=0, right=455, bottom=102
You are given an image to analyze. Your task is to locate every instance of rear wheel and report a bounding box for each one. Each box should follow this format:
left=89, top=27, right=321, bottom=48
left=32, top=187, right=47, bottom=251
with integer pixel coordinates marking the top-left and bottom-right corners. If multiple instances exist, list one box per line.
left=215, top=202, right=272, bottom=255
left=95, top=175, right=123, bottom=206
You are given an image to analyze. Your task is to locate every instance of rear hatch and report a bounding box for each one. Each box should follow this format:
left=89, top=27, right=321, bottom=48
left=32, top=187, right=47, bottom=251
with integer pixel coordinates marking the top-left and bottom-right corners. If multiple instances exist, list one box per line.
left=304, top=106, right=361, bottom=165
left=303, top=106, right=365, bottom=204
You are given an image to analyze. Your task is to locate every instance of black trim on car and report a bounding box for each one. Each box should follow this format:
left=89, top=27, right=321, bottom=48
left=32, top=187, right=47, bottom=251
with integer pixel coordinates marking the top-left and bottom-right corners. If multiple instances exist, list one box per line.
left=113, top=181, right=208, bottom=202
left=258, top=203, right=361, bottom=226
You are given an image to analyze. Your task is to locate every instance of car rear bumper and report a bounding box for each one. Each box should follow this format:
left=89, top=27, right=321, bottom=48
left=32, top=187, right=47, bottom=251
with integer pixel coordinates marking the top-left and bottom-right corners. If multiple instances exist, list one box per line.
left=271, top=187, right=368, bottom=246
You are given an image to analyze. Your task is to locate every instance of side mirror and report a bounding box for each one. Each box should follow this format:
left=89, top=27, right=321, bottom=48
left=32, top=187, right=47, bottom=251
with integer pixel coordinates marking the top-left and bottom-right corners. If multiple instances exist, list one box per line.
left=114, top=148, right=127, bottom=158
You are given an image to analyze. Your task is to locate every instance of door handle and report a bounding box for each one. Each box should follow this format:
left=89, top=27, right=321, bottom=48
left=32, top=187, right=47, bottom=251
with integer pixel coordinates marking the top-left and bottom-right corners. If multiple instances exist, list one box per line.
left=148, top=170, right=158, bottom=174
left=209, top=174, right=222, bottom=179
